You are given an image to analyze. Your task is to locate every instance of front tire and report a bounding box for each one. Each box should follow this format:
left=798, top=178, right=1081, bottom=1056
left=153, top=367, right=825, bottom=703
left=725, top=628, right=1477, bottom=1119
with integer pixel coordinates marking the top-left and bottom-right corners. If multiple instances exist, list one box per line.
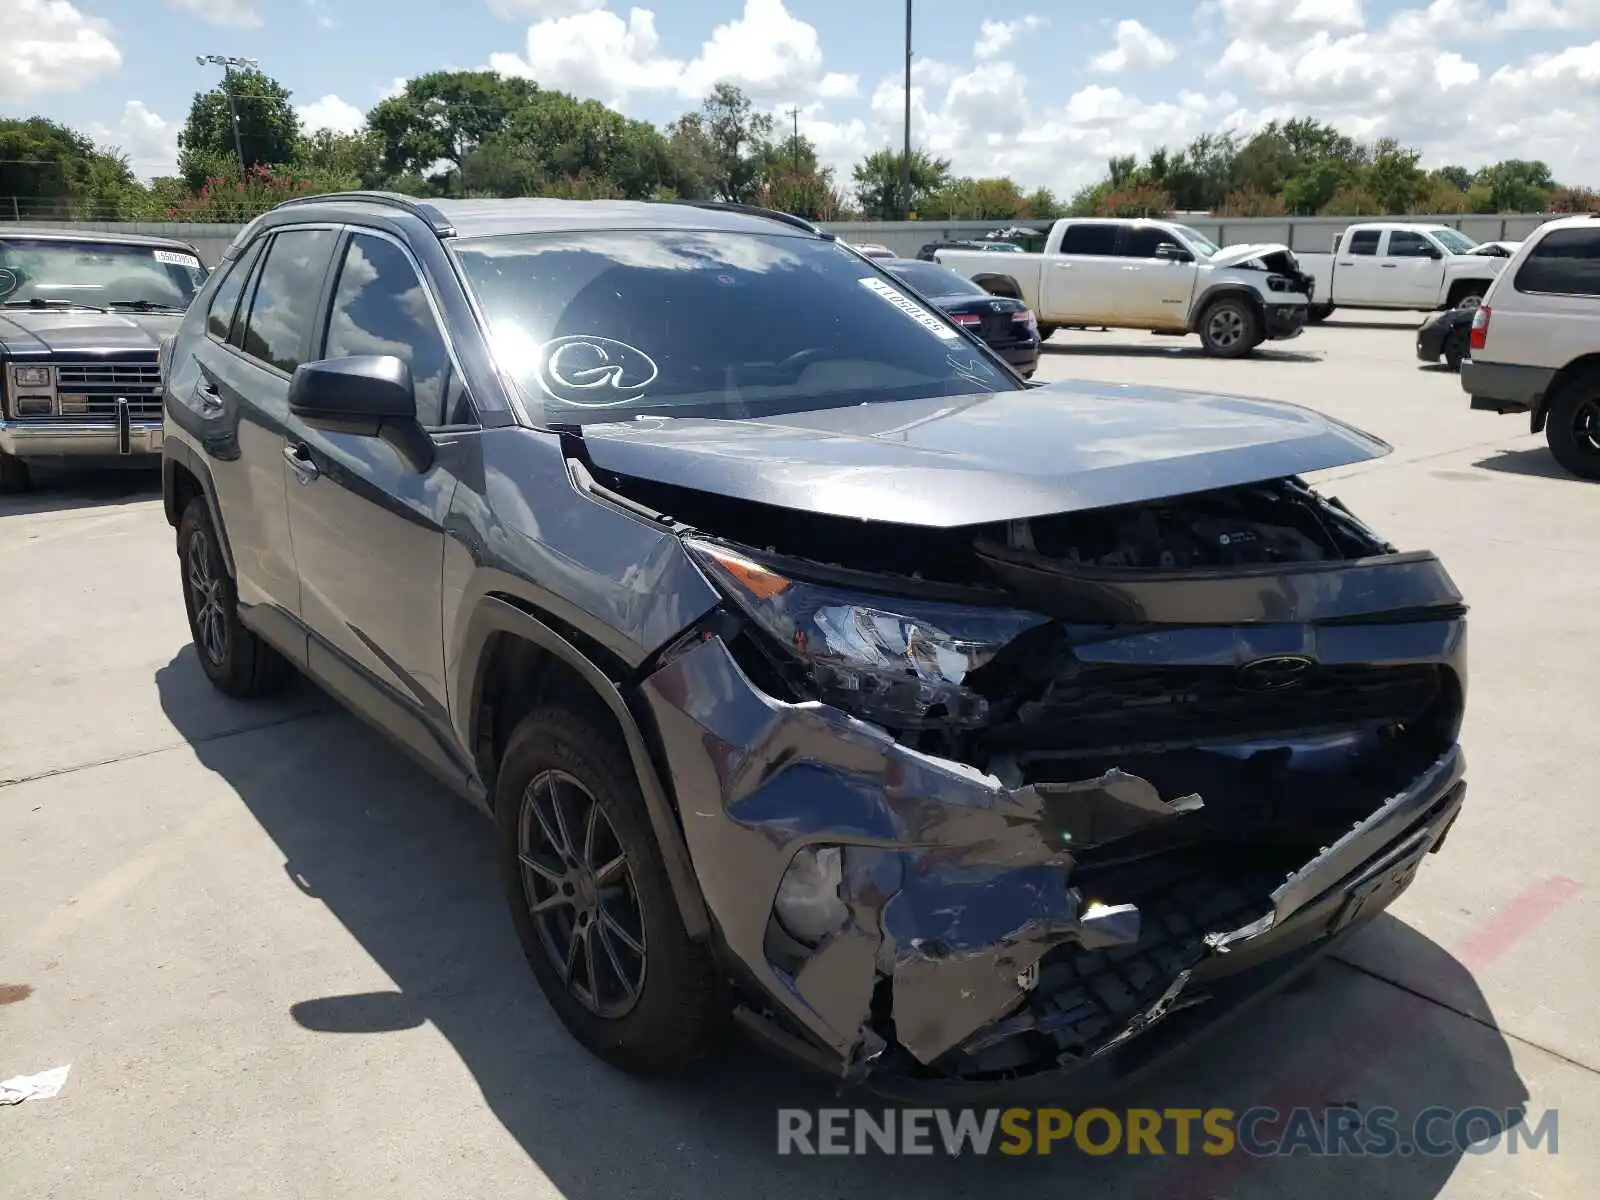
left=496, top=705, right=727, bottom=1075
left=177, top=499, right=292, bottom=697
left=1544, top=374, right=1600, bottom=481
left=0, top=452, right=31, bottom=494
left=1199, top=297, right=1260, bottom=358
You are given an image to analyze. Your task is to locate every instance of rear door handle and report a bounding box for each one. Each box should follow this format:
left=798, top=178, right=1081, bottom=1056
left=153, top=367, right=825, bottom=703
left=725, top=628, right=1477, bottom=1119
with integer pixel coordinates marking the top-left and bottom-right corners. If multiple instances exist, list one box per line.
left=1381, top=263, right=1399, bottom=269
left=1053, top=261, right=1073, bottom=269
left=283, top=442, right=319, bottom=483
left=1121, top=265, right=1140, bottom=271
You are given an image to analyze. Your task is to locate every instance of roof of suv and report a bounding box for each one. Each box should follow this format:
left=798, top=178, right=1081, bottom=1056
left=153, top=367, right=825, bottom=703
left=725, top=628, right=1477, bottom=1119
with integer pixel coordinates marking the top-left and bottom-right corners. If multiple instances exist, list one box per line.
left=252, top=193, right=830, bottom=244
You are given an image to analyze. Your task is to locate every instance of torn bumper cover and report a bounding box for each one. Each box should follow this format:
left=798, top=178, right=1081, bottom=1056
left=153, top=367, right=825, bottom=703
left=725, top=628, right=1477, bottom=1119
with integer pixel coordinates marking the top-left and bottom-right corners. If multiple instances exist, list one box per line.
left=637, top=620, right=1467, bottom=1096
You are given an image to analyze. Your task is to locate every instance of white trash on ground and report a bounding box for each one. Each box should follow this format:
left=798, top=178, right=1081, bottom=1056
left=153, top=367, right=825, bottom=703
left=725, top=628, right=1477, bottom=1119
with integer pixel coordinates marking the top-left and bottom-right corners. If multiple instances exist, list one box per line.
left=0, top=1065, right=71, bottom=1105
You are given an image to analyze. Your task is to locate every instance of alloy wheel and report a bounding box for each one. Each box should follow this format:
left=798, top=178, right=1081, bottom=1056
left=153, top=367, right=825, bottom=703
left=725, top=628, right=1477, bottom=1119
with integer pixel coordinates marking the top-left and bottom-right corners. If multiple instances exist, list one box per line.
left=187, top=528, right=229, bottom=667
left=1455, top=294, right=1483, bottom=310
left=1572, top=396, right=1600, bottom=455
left=1208, top=307, right=1245, bottom=349
left=517, top=769, right=647, bottom=1019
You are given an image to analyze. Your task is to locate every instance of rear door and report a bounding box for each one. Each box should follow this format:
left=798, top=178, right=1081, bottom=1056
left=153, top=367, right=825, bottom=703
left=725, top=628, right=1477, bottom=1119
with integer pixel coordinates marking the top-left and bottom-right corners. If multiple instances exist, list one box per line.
left=1041, top=222, right=1124, bottom=322
left=1379, top=229, right=1447, bottom=308
left=183, top=226, right=340, bottom=657
left=1112, top=224, right=1196, bottom=327
left=281, top=228, right=475, bottom=782
left=1331, top=227, right=1386, bottom=304
left=1487, top=225, right=1600, bottom=370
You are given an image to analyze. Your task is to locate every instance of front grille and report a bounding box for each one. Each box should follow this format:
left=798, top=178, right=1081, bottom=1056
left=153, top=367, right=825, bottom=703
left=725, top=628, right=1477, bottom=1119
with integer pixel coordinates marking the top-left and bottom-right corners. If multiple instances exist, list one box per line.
left=18, top=355, right=163, bottom=422
left=987, top=662, right=1444, bottom=757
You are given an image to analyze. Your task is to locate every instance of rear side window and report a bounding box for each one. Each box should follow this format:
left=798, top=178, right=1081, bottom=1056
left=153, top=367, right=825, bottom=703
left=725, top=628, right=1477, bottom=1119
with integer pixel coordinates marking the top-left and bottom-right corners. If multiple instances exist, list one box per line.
left=241, top=229, right=338, bottom=374
left=1514, top=228, right=1600, bottom=297
left=206, top=240, right=262, bottom=341
left=1348, top=230, right=1380, bottom=256
left=1058, top=223, right=1119, bottom=255
left=323, top=233, right=453, bottom=427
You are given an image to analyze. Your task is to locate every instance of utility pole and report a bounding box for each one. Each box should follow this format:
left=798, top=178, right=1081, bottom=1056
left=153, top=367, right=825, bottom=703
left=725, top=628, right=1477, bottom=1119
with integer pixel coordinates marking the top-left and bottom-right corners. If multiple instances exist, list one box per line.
left=787, top=106, right=801, bottom=177
left=196, top=54, right=259, bottom=176
left=901, top=0, right=913, bottom=220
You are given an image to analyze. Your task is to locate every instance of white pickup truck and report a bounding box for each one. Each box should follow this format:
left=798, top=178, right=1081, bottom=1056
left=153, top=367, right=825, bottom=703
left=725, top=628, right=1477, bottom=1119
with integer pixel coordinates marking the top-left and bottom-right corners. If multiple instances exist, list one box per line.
left=932, top=217, right=1313, bottom=358
left=1297, top=223, right=1508, bottom=322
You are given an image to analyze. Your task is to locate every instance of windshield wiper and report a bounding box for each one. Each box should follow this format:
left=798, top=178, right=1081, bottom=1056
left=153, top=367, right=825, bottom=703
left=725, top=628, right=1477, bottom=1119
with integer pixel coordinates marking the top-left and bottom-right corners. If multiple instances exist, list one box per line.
left=2, top=297, right=109, bottom=313
left=109, top=300, right=186, bottom=313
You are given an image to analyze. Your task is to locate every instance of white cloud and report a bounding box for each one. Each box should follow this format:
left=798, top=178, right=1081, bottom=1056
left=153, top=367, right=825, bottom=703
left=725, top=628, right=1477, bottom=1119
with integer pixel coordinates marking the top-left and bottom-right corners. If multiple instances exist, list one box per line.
left=87, top=101, right=179, bottom=182
left=306, top=0, right=336, bottom=28
left=1091, top=19, right=1178, bottom=72
left=163, top=0, right=262, bottom=28
left=974, top=16, right=1045, bottom=59
left=678, top=0, right=826, bottom=98
left=488, top=0, right=604, bottom=16
left=487, top=7, right=682, bottom=108
left=4, top=0, right=121, bottom=101
left=297, top=94, right=367, bottom=135
left=816, top=72, right=859, bottom=99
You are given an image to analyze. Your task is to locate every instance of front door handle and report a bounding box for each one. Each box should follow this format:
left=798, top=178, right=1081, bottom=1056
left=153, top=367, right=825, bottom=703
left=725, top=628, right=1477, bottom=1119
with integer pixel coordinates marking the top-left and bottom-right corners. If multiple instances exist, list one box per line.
left=194, top=378, right=223, bottom=411
left=1121, top=265, right=1140, bottom=271
left=283, top=442, right=319, bottom=483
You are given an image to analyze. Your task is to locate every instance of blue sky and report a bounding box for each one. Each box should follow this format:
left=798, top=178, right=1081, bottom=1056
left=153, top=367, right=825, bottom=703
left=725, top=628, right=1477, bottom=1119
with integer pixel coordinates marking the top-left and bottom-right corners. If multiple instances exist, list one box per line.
left=8, top=1, right=1600, bottom=192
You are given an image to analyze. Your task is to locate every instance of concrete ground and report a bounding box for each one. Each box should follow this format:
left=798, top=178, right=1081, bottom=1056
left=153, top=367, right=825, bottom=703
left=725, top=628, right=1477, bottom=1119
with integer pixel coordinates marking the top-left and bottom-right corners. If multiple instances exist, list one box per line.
left=1, top=312, right=1594, bottom=1198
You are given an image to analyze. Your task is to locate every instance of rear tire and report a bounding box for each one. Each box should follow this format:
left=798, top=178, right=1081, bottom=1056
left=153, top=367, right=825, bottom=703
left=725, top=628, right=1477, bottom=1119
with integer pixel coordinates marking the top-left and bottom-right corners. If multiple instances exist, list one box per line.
left=1307, top=304, right=1335, bottom=324
left=177, top=498, right=292, bottom=698
left=1036, top=324, right=1058, bottom=342
left=0, top=452, right=31, bottom=494
left=1199, top=297, right=1260, bottom=359
left=1443, top=327, right=1469, bottom=372
left=1544, top=373, right=1600, bottom=481
left=496, top=705, right=727, bottom=1075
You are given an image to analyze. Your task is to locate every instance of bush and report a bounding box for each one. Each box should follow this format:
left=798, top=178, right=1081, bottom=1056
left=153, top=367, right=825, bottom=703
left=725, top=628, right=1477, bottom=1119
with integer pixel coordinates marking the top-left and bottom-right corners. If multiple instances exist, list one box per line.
left=1091, top=183, right=1172, bottom=218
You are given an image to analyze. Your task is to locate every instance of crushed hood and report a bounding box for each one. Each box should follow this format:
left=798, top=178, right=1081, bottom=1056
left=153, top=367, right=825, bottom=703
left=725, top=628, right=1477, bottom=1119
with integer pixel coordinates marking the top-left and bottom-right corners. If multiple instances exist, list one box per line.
left=0, top=309, right=182, bottom=356
left=577, top=379, right=1391, bottom=528
left=1207, top=243, right=1293, bottom=269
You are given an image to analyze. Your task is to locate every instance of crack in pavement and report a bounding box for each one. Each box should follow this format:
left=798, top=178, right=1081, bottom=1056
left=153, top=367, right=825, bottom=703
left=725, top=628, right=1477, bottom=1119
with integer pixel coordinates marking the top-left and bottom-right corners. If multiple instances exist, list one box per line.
left=0, top=706, right=330, bottom=790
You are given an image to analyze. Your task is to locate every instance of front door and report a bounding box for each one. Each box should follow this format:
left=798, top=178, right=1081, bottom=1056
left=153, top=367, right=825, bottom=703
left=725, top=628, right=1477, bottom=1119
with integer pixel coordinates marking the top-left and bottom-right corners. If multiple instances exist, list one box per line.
left=281, top=229, right=471, bottom=781
left=1112, top=224, right=1197, bottom=328
left=1380, top=229, right=1448, bottom=307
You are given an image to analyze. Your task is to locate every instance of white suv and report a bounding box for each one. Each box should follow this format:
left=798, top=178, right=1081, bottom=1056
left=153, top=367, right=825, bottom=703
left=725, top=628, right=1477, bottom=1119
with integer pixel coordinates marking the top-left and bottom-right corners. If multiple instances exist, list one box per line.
left=1460, top=215, right=1600, bottom=480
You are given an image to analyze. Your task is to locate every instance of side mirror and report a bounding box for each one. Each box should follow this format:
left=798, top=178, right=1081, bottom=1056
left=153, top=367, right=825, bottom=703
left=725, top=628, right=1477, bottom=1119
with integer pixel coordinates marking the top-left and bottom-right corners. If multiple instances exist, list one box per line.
left=1155, top=242, right=1194, bottom=262
left=289, top=354, right=434, bottom=471
left=1426, top=246, right=1444, bottom=260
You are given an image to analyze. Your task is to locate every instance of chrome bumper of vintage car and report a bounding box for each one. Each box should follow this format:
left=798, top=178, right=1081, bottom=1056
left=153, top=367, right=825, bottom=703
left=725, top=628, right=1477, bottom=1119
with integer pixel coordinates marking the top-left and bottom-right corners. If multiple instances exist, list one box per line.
left=0, top=415, right=164, bottom=459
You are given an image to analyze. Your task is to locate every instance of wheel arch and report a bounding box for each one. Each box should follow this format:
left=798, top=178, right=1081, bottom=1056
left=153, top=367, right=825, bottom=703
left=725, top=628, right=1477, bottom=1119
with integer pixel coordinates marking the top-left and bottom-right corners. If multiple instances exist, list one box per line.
left=971, top=273, right=1023, bottom=299
left=1188, top=283, right=1266, bottom=333
left=457, top=594, right=711, bottom=940
left=1532, top=355, right=1600, bottom=434
left=162, top=440, right=236, bottom=578
left=1446, top=277, right=1494, bottom=308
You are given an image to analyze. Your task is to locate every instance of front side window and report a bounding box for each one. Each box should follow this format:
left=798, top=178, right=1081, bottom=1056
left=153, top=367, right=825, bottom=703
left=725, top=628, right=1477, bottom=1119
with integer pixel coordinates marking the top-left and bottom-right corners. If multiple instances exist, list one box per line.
left=451, top=230, right=1016, bottom=426
left=1117, top=226, right=1176, bottom=258
left=884, top=259, right=987, bottom=297
left=0, top=238, right=206, bottom=312
left=1514, top=228, right=1600, bottom=297
left=1171, top=225, right=1221, bottom=259
left=1386, top=230, right=1436, bottom=258
left=206, top=240, right=263, bottom=341
left=323, top=234, right=452, bottom=426
left=241, top=229, right=338, bottom=374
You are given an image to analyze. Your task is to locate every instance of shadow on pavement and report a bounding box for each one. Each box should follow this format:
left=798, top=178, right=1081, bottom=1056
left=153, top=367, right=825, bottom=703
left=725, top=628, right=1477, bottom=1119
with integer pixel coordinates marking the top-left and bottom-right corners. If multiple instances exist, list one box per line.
left=1323, top=319, right=1427, bottom=332
left=0, top=465, right=161, bottom=517
left=1041, top=343, right=1323, bottom=364
left=1473, top=447, right=1586, bottom=481
left=155, top=648, right=1530, bottom=1200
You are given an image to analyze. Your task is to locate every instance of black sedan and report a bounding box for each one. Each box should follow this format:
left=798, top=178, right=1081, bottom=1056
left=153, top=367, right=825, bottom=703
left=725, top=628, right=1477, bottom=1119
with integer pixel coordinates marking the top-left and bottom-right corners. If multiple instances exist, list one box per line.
left=880, top=257, right=1040, bottom=377
left=1417, top=306, right=1474, bottom=371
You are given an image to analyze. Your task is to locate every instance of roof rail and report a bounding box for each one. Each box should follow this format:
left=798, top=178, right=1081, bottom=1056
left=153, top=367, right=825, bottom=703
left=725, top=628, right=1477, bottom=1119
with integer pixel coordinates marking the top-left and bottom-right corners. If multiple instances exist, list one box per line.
left=662, top=200, right=835, bottom=239
left=270, top=190, right=456, bottom=236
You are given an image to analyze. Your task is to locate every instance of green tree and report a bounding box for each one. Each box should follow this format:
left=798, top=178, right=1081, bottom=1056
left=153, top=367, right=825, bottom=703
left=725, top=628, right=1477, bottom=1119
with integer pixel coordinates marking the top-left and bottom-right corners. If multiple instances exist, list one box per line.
left=292, top=128, right=383, bottom=189
left=1472, top=159, right=1555, bottom=212
left=1434, top=164, right=1472, bottom=191
left=0, top=117, right=143, bottom=219
left=1093, top=183, right=1173, bottom=218
left=1282, top=159, right=1353, bottom=214
left=178, top=67, right=299, bottom=188
left=850, top=148, right=951, bottom=218
left=694, top=83, right=775, bottom=204
left=1022, top=186, right=1062, bottom=219
left=1367, top=147, right=1424, bottom=213
left=367, top=70, right=541, bottom=188
left=1319, top=184, right=1385, bottom=216
left=920, top=176, right=1028, bottom=220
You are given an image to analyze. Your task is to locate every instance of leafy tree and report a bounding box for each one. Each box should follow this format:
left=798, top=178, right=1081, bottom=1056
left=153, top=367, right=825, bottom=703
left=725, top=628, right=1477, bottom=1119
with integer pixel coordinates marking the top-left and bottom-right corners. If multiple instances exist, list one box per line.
left=1215, top=185, right=1287, bottom=217
left=1366, top=147, right=1424, bottom=214
left=695, top=84, right=774, bottom=204
left=1022, top=186, right=1062, bottom=219
left=292, top=129, right=383, bottom=190
left=1093, top=183, right=1172, bottom=218
left=920, top=176, right=1028, bottom=220
left=178, top=67, right=299, bottom=189
left=462, top=91, right=679, bottom=199
left=1319, top=184, right=1385, bottom=216
left=1067, top=178, right=1114, bottom=216
left=1434, top=164, right=1472, bottom=191
left=1413, top=174, right=1469, bottom=214
left=367, top=70, right=540, bottom=187
left=1281, top=159, right=1353, bottom=214
left=1472, top=159, right=1555, bottom=212
left=850, top=148, right=951, bottom=218
left=0, top=117, right=142, bottom=219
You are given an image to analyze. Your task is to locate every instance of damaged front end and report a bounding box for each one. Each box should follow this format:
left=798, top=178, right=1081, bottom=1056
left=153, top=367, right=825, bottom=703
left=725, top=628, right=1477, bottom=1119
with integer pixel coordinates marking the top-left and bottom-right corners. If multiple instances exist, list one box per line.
left=628, top=473, right=1467, bottom=1094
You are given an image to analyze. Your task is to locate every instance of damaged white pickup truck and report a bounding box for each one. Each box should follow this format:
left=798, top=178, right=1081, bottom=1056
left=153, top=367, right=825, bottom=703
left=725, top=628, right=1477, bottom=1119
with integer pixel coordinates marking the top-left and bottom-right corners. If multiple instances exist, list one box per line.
left=934, top=217, right=1315, bottom=358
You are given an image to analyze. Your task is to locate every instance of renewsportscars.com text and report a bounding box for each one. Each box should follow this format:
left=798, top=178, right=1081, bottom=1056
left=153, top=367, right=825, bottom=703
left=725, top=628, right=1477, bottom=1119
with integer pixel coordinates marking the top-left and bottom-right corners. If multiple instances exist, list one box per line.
left=776, top=1106, right=1559, bottom=1158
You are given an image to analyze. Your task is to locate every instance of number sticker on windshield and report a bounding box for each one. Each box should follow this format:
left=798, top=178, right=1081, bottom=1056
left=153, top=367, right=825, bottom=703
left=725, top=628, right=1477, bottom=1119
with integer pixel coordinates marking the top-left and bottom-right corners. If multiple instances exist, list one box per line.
left=858, top=276, right=960, bottom=340
left=153, top=250, right=202, bottom=269
left=533, top=336, right=660, bottom=408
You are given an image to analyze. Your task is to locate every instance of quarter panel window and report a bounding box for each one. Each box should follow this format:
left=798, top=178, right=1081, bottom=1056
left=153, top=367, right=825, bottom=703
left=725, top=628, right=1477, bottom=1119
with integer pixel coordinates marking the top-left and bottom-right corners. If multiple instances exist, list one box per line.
left=240, top=229, right=338, bottom=374
left=1514, top=228, right=1600, bottom=297
left=323, top=234, right=452, bottom=426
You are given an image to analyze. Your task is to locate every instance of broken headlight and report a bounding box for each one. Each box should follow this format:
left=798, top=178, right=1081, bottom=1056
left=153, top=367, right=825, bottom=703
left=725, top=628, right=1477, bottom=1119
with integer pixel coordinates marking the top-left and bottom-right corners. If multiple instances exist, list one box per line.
left=686, top=538, right=1047, bottom=729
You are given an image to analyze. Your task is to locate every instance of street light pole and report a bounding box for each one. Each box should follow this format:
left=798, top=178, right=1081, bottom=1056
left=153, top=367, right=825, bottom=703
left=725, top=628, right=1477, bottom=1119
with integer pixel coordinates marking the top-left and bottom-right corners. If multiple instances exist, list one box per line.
left=196, top=54, right=259, bottom=176
left=901, top=0, right=912, bottom=220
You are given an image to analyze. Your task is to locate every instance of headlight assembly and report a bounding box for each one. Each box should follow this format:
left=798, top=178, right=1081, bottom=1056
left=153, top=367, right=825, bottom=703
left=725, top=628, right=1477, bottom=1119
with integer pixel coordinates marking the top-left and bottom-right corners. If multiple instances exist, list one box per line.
left=13, top=365, right=52, bottom=388
left=685, top=538, right=1047, bottom=730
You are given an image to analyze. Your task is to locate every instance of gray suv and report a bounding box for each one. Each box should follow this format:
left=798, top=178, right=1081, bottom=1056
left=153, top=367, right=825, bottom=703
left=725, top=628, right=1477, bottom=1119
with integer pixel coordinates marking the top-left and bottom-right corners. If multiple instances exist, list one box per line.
left=1, top=227, right=207, bottom=491
left=162, top=192, right=1469, bottom=1097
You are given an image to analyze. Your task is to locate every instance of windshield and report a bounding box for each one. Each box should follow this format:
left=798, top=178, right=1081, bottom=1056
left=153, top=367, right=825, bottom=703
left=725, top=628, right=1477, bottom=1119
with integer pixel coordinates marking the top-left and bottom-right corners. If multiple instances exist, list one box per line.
left=0, top=238, right=206, bottom=311
left=1172, top=225, right=1222, bottom=259
left=1433, top=228, right=1479, bottom=254
left=883, top=259, right=988, bottom=297
left=452, top=229, right=1017, bottom=425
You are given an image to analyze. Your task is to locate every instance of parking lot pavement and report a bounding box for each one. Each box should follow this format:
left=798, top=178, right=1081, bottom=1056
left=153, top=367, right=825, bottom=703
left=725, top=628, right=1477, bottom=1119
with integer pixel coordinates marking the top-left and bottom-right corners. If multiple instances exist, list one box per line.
left=2, top=317, right=1595, bottom=1199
